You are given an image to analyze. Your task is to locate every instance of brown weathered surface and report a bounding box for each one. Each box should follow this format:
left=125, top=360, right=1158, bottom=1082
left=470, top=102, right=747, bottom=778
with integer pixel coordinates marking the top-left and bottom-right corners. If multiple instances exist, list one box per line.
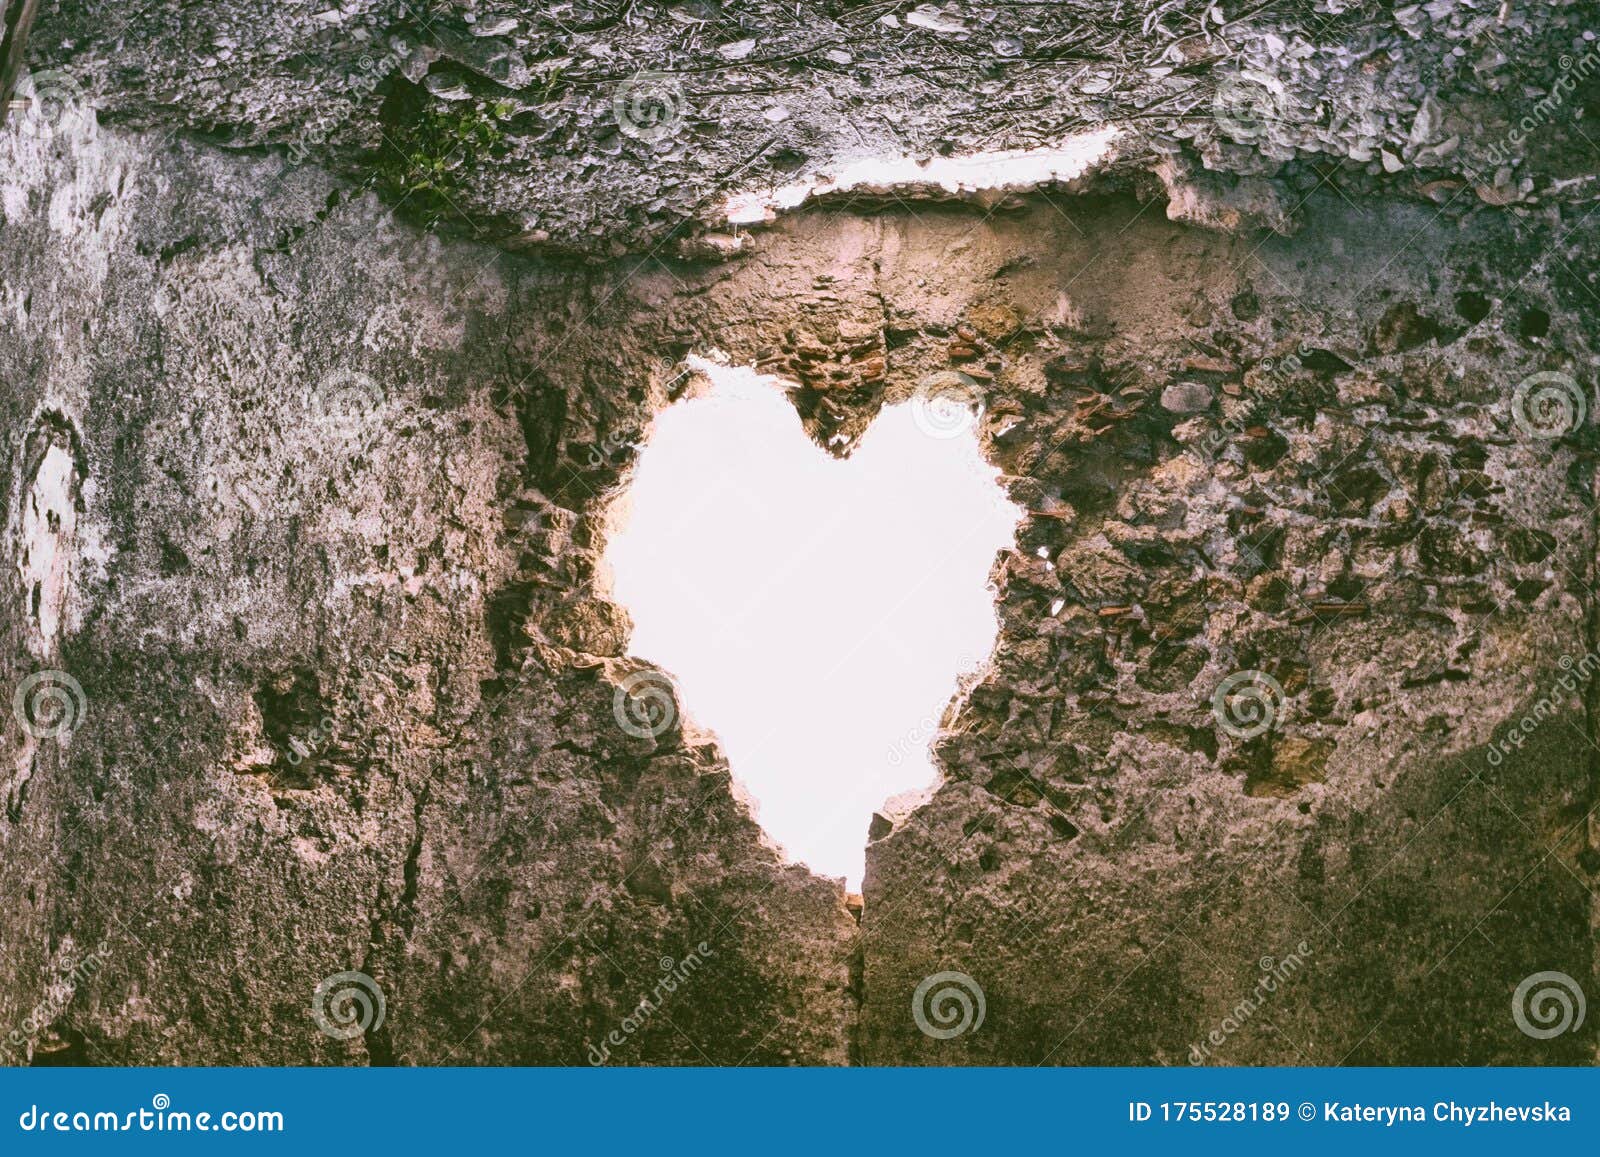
left=2, top=2, right=1599, bottom=1063
left=0, top=120, right=856, bottom=1065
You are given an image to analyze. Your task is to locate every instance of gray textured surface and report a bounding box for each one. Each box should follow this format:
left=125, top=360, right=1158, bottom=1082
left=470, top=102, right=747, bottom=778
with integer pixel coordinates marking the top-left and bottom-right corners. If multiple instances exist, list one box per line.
left=21, top=0, right=1600, bottom=247
left=0, top=118, right=855, bottom=1064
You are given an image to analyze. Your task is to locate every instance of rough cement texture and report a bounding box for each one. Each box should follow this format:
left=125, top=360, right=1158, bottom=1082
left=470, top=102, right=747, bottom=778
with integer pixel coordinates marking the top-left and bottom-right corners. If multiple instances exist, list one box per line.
left=2, top=0, right=1599, bottom=1067
left=0, top=115, right=854, bottom=1064
left=22, top=0, right=1600, bottom=248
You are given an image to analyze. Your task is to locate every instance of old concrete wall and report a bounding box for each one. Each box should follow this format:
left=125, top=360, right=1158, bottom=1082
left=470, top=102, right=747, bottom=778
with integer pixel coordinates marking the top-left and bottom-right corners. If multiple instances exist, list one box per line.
left=25, top=0, right=1600, bottom=249
left=0, top=117, right=855, bottom=1064
left=621, top=193, right=1600, bottom=1064
left=2, top=94, right=1597, bottom=1062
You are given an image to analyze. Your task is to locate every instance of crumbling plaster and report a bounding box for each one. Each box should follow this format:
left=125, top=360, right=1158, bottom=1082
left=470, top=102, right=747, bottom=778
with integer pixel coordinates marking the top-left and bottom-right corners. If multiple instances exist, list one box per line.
left=1, top=0, right=1599, bottom=1064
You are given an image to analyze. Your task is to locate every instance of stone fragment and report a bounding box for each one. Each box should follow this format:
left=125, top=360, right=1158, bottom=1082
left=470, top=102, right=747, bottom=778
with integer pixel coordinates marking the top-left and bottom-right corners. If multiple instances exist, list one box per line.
left=906, top=6, right=966, bottom=33
left=1246, top=736, right=1334, bottom=798
left=1160, top=381, right=1213, bottom=413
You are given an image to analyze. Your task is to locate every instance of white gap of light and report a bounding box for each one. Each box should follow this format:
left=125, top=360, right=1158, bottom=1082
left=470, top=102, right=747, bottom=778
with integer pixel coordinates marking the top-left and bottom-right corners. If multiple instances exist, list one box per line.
left=723, top=126, right=1120, bottom=226
left=603, top=359, right=1020, bottom=889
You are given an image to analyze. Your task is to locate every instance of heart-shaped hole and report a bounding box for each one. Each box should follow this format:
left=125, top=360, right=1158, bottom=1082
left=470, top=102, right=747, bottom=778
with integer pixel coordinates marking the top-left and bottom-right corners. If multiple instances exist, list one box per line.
left=603, top=359, right=1020, bottom=888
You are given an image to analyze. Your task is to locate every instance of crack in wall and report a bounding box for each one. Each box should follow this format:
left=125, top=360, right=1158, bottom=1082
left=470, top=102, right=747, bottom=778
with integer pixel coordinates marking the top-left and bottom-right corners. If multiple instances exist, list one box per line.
left=361, top=781, right=431, bottom=1067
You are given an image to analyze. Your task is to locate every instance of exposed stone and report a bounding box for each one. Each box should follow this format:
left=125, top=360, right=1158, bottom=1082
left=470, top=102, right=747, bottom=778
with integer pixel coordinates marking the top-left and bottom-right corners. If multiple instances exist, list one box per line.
left=1247, top=736, right=1335, bottom=800
left=21, top=1, right=1600, bottom=249
left=1160, top=381, right=1214, bottom=414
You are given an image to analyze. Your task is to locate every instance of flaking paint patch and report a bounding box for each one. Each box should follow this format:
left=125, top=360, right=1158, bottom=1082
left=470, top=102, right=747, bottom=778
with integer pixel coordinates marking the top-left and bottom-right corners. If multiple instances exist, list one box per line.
left=17, top=438, right=78, bottom=655
left=724, top=127, right=1119, bottom=225
left=6, top=415, right=83, bottom=819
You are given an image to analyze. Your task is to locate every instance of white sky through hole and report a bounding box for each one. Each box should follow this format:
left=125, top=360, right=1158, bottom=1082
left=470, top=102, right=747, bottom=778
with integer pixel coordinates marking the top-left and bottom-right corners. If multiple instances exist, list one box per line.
left=603, top=361, right=1020, bottom=888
